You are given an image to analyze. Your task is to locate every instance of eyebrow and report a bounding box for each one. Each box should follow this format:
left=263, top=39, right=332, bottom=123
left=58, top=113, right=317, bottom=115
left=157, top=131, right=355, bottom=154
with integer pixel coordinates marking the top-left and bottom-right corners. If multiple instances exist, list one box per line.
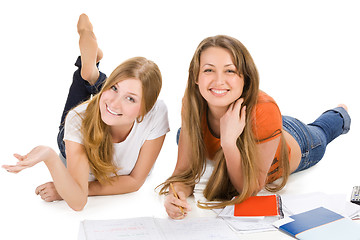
left=127, top=92, right=140, bottom=97
left=114, top=83, right=141, bottom=97
left=201, top=63, right=236, bottom=68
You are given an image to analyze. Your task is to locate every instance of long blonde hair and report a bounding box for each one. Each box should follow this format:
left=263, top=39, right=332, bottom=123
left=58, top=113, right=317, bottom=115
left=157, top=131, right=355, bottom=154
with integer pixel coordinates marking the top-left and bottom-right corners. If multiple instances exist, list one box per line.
left=159, top=35, right=289, bottom=208
left=79, top=57, right=162, bottom=184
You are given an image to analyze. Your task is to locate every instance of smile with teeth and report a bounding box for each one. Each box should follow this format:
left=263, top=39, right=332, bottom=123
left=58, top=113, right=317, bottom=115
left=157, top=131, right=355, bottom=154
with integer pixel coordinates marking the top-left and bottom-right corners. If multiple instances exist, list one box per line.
left=106, top=105, right=122, bottom=116
left=210, top=88, right=229, bottom=96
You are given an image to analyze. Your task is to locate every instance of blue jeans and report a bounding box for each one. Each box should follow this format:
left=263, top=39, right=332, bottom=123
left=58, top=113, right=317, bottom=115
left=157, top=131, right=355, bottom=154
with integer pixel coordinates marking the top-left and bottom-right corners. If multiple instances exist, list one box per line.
left=176, top=107, right=351, bottom=173
left=283, top=107, right=351, bottom=173
left=57, top=56, right=107, bottom=164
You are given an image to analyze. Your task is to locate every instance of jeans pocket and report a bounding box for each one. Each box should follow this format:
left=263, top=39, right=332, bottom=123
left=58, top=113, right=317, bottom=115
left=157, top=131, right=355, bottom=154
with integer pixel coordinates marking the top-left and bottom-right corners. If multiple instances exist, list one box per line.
left=309, top=129, right=322, bottom=149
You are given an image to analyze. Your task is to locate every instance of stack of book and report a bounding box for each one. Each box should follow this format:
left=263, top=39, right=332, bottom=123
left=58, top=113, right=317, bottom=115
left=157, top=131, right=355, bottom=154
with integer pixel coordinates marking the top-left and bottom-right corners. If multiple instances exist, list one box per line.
left=273, top=207, right=360, bottom=239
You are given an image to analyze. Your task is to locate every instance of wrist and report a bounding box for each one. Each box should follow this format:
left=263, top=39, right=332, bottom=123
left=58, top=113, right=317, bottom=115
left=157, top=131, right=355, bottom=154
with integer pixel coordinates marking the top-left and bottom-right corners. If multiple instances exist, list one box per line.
left=220, top=138, right=237, bottom=149
left=221, top=141, right=241, bottom=164
left=88, top=181, right=101, bottom=196
left=43, top=147, right=61, bottom=166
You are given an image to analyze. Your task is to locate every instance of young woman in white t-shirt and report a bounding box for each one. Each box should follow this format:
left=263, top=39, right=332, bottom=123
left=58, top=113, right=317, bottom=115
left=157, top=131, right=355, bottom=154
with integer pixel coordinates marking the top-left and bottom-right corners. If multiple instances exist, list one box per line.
left=2, top=14, right=170, bottom=211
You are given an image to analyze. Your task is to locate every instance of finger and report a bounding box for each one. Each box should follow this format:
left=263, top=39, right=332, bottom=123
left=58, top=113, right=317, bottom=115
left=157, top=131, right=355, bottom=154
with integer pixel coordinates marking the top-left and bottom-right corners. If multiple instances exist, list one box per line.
left=177, top=192, right=191, bottom=211
left=13, top=153, right=26, bottom=161
left=171, top=198, right=190, bottom=214
left=2, top=165, right=11, bottom=170
left=234, top=98, right=244, bottom=112
left=2, top=164, right=26, bottom=173
left=165, top=200, right=181, bottom=218
left=40, top=192, right=48, bottom=201
left=228, top=101, right=235, bottom=111
left=44, top=195, right=55, bottom=202
left=16, top=160, right=28, bottom=166
left=35, top=184, right=47, bottom=195
left=165, top=195, right=188, bottom=216
left=171, top=195, right=185, bottom=208
left=16, top=156, right=38, bottom=168
left=15, top=156, right=33, bottom=166
left=167, top=205, right=187, bottom=219
left=174, top=212, right=187, bottom=220
left=38, top=189, right=51, bottom=202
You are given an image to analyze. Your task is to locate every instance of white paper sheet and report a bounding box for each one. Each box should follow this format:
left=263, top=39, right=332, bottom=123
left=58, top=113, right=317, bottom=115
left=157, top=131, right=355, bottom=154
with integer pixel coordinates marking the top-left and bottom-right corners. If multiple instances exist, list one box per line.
left=79, top=217, right=239, bottom=240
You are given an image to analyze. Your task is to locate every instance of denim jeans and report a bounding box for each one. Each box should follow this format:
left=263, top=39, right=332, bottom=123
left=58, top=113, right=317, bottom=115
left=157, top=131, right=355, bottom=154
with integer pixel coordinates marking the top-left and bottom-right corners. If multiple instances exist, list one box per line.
left=57, top=56, right=107, bottom=164
left=283, top=107, right=351, bottom=173
left=176, top=107, right=351, bottom=173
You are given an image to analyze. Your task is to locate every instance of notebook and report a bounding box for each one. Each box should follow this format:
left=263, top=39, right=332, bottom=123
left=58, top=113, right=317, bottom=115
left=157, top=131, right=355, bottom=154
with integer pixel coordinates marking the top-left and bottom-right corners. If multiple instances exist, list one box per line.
left=234, top=194, right=283, bottom=217
left=216, top=194, right=283, bottom=233
left=78, top=217, right=239, bottom=240
left=273, top=207, right=360, bottom=239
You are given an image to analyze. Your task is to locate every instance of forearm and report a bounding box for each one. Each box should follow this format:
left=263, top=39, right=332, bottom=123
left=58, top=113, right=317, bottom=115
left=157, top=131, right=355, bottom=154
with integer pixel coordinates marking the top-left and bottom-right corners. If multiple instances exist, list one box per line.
left=88, top=175, right=143, bottom=196
left=44, top=151, right=88, bottom=211
left=222, top=143, right=245, bottom=193
left=223, top=144, right=263, bottom=195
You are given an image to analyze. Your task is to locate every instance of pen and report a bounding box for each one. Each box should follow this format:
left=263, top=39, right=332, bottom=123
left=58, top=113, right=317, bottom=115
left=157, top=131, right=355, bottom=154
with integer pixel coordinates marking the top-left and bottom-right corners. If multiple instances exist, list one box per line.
left=170, top=183, right=185, bottom=215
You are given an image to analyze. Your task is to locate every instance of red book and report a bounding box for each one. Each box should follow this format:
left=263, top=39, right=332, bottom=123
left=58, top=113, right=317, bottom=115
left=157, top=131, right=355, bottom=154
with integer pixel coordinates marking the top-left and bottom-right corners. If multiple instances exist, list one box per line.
left=234, top=195, right=282, bottom=217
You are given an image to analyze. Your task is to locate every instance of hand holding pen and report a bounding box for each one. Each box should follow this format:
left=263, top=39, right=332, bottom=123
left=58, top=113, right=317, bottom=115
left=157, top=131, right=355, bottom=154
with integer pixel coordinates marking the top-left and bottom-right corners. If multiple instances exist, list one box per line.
left=164, top=183, right=191, bottom=219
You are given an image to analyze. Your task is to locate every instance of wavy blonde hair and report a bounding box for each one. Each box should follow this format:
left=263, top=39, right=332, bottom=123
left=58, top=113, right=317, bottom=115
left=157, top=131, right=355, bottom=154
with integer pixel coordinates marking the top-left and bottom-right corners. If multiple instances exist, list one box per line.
left=79, top=57, right=162, bottom=184
left=159, top=35, right=289, bottom=209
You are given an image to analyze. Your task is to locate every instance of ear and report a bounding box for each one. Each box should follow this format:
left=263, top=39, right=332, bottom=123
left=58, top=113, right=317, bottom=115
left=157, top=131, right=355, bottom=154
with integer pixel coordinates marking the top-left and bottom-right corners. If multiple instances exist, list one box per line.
left=136, top=115, right=144, bottom=123
left=194, top=76, right=199, bottom=85
left=136, top=103, right=146, bottom=123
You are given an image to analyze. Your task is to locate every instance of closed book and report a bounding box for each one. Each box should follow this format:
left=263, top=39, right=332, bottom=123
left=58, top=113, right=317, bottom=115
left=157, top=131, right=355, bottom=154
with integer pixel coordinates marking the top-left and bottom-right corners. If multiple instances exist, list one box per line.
left=273, top=207, right=360, bottom=239
left=234, top=194, right=283, bottom=217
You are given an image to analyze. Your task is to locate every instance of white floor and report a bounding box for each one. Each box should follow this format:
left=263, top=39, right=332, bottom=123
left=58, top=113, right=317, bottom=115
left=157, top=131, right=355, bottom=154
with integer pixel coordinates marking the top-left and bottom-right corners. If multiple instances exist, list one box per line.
left=1, top=1, right=360, bottom=239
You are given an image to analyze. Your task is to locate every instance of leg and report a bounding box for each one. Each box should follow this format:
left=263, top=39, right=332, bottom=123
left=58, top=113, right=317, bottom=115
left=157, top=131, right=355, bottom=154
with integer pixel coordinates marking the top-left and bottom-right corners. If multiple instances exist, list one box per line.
left=77, top=13, right=103, bottom=84
left=309, top=105, right=351, bottom=144
left=57, top=14, right=107, bottom=160
left=283, top=116, right=327, bottom=173
left=284, top=105, right=351, bottom=173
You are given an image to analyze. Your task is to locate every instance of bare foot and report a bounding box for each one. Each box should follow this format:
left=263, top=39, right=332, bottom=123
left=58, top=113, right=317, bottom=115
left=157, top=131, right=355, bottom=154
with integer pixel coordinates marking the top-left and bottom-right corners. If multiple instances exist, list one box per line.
left=77, top=14, right=103, bottom=85
left=77, top=13, right=93, bottom=34
left=337, top=104, right=348, bottom=112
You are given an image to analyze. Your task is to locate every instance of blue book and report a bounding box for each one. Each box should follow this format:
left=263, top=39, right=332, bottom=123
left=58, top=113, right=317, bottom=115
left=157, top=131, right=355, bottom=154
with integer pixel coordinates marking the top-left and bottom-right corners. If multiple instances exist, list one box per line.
left=273, top=207, right=360, bottom=239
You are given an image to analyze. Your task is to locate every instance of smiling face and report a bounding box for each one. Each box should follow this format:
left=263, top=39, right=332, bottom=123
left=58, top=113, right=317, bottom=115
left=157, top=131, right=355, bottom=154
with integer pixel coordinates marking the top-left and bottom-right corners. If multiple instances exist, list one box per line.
left=197, top=47, right=244, bottom=110
left=99, top=78, right=143, bottom=128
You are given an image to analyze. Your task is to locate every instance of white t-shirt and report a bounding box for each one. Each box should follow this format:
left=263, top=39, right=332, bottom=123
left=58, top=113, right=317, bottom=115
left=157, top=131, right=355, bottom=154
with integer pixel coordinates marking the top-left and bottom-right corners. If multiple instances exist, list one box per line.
left=64, top=100, right=170, bottom=181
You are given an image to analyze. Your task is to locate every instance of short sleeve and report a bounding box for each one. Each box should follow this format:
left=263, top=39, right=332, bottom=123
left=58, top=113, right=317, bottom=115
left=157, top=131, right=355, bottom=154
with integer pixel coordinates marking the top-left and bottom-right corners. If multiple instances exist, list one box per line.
left=251, top=100, right=282, bottom=143
left=147, top=100, right=170, bottom=140
left=63, top=105, right=85, bottom=144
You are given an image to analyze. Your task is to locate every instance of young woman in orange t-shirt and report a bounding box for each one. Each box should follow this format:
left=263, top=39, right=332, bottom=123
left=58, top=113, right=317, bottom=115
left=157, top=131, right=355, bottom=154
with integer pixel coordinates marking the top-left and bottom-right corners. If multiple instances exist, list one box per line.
left=159, top=35, right=351, bottom=219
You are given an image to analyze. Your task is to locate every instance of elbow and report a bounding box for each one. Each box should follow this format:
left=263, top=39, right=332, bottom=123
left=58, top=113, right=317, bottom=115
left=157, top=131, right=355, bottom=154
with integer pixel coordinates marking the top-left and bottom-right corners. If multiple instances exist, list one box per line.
left=69, top=198, right=87, bottom=212
left=130, top=183, right=142, bottom=193
left=126, top=180, right=144, bottom=194
left=70, top=204, right=86, bottom=212
left=71, top=205, right=85, bottom=212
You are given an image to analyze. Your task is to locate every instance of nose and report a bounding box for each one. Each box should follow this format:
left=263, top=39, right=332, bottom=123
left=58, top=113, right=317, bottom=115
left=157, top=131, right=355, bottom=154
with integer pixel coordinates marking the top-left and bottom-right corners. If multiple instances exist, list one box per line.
left=214, top=72, right=225, bottom=85
left=108, top=94, right=123, bottom=112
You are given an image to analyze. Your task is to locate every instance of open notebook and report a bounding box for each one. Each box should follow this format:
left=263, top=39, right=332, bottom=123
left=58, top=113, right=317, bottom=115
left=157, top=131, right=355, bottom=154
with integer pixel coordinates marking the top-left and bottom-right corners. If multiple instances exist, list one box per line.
left=78, top=217, right=239, bottom=240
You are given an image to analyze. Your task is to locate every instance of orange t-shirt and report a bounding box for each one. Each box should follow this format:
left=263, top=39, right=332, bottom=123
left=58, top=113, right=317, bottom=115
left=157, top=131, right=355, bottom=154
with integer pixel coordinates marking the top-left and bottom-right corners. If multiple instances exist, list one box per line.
left=201, top=91, right=290, bottom=183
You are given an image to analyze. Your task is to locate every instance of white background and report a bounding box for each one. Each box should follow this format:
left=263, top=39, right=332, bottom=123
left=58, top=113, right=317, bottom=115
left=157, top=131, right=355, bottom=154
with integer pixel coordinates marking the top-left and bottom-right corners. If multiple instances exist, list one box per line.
left=0, top=0, right=359, bottom=239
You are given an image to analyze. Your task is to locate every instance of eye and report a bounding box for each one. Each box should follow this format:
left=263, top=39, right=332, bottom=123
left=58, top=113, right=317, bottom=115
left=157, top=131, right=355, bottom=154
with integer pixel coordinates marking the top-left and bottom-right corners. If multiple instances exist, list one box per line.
left=126, top=96, right=136, bottom=103
left=204, top=69, right=213, bottom=73
left=111, top=85, right=118, bottom=91
left=226, top=69, right=236, bottom=73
